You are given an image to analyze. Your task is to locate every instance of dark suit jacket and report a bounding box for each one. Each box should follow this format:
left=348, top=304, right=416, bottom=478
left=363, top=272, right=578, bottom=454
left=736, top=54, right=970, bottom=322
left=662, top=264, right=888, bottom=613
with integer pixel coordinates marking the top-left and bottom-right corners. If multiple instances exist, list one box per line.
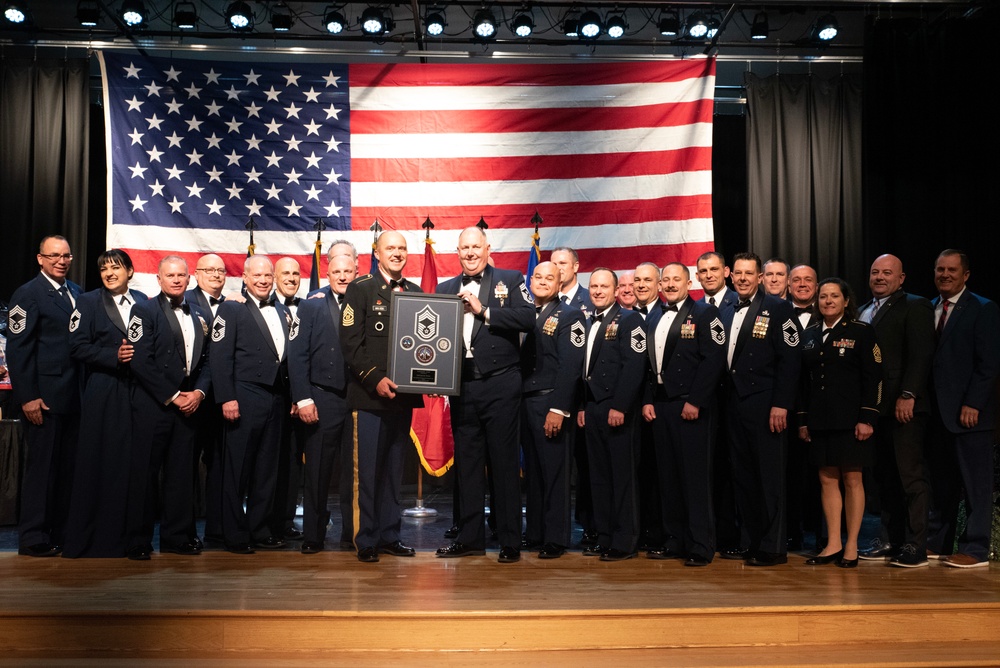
left=720, top=290, right=800, bottom=410
left=436, top=265, right=535, bottom=376
left=185, top=287, right=225, bottom=317
left=583, top=304, right=647, bottom=412
left=521, top=300, right=586, bottom=413
left=644, top=298, right=726, bottom=409
left=6, top=273, right=83, bottom=413
left=288, top=286, right=347, bottom=403
left=861, top=290, right=935, bottom=417
left=339, top=272, right=423, bottom=412
left=931, top=289, right=1000, bottom=434
left=69, top=288, right=147, bottom=379
left=798, top=319, right=882, bottom=429
left=701, top=286, right=738, bottom=312
left=210, top=297, right=290, bottom=404
left=129, top=293, right=212, bottom=405
left=564, top=284, right=594, bottom=317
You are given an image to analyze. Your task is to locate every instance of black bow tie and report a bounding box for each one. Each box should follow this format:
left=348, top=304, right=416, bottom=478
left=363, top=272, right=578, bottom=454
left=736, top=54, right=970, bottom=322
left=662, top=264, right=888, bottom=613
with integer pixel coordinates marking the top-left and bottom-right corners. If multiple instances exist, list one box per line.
left=636, top=305, right=649, bottom=315
left=259, top=296, right=275, bottom=308
left=663, top=304, right=678, bottom=313
left=169, top=299, right=190, bottom=314
left=735, top=299, right=752, bottom=311
left=284, top=296, right=299, bottom=307
left=389, top=279, right=405, bottom=291
left=462, top=274, right=482, bottom=285
left=591, top=313, right=604, bottom=323
left=794, top=306, right=811, bottom=316
left=210, top=296, right=224, bottom=306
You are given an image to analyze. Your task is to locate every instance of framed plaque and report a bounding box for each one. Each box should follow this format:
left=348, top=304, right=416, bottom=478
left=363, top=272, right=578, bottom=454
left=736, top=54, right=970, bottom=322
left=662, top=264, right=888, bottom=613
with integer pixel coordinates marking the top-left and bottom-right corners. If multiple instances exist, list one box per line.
left=388, top=292, right=463, bottom=395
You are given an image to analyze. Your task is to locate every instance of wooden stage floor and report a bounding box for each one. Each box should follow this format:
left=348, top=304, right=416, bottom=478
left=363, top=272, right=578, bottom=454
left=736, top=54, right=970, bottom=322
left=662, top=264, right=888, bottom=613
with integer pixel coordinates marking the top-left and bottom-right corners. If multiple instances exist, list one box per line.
left=1, top=548, right=999, bottom=666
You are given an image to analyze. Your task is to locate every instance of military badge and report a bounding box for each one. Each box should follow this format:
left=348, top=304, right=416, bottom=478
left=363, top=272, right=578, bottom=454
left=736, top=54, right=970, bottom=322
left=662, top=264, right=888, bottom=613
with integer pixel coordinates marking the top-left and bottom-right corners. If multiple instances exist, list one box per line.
left=570, top=320, right=586, bottom=348
left=127, top=315, right=144, bottom=343
left=680, top=322, right=696, bottom=339
left=542, top=314, right=558, bottom=336
left=495, top=281, right=508, bottom=307
left=288, top=316, right=300, bottom=341
left=211, top=316, right=226, bottom=342
left=605, top=322, right=618, bottom=340
left=631, top=326, right=646, bottom=354
left=752, top=315, right=770, bottom=339
left=781, top=319, right=799, bottom=347
left=415, top=306, right=438, bottom=341
left=342, top=303, right=355, bottom=327
left=873, top=343, right=882, bottom=363
left=710, top=317, right=726, bottom=346
left=7, top=305, right=26, bottom=335
left=69, top=309, right=81, bottom=333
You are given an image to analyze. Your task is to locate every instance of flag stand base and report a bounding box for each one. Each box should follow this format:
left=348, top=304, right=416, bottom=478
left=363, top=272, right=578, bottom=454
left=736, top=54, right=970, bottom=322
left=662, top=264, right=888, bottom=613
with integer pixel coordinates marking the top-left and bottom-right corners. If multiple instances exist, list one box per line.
left=402, top=499, right=438, bottom=518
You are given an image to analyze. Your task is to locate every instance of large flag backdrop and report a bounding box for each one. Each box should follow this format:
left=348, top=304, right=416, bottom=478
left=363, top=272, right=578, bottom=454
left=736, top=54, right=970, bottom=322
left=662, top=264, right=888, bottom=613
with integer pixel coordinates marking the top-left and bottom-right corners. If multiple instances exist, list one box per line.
left=98, top=52, right=716, bottom=295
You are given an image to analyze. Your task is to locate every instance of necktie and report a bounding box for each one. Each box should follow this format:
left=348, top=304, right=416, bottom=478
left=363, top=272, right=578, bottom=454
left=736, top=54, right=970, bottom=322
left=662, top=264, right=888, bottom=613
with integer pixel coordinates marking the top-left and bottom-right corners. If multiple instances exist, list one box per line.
left=822, top=328, right=831, bottom=342
left=735, top=299, right=751, bottom=311
left=708, top=296, right=717, bottom=307
left=336, top=294, right=344, bottom=306
left=937, top=300, right=950, bottom=335
left=57, top=285, right=72, bottom=306
left=561, top=295, right=569, bottom=304
left=535, top=305, right=543, bottom=315
left=461, top=274, right=482, bottom=285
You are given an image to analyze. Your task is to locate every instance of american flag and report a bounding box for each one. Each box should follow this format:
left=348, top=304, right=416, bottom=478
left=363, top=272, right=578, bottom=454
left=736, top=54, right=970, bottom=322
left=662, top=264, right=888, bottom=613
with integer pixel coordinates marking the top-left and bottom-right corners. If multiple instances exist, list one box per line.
left=99, top=52, right=716, bottom=294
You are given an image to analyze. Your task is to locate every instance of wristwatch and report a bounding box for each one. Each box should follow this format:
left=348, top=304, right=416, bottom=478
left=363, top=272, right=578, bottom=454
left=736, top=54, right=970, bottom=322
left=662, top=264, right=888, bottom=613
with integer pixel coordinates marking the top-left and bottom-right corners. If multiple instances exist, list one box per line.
left=901, top=391, right=915, bottom=400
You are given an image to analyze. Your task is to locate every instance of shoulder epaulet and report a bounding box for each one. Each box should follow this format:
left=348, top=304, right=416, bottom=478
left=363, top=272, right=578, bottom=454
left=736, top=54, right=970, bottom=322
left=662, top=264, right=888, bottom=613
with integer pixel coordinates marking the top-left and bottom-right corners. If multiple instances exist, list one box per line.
left=356, top=274, right=375, bottom=284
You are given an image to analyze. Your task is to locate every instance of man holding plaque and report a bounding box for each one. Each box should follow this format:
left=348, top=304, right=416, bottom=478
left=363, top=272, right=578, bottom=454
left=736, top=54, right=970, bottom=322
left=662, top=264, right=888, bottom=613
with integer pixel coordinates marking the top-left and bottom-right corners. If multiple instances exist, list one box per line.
left=339, top=231, right=422, bottom=563
left=436, top=226, right=535, bottom=563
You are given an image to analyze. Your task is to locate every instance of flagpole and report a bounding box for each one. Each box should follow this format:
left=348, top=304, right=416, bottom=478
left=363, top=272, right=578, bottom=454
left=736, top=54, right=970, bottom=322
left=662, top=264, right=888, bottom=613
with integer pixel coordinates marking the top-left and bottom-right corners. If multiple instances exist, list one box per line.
left=403, top=216, right=440, bottom=519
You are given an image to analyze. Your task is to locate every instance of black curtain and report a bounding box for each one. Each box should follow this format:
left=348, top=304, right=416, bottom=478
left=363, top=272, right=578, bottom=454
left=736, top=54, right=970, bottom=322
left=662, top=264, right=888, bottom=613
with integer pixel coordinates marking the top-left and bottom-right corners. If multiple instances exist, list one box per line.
left=711, top=113, right=748, bottom=261
left=863, top=10, right=998, bottom=302
left=0, top=57, right=90, bottom=300
left=745, top=72, right=864, bottom=288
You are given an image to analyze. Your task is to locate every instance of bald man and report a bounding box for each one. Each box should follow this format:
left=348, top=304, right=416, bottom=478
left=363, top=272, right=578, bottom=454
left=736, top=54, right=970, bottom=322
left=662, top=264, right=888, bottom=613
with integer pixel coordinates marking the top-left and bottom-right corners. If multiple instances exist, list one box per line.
left=857, top=254, right=935, bottom=567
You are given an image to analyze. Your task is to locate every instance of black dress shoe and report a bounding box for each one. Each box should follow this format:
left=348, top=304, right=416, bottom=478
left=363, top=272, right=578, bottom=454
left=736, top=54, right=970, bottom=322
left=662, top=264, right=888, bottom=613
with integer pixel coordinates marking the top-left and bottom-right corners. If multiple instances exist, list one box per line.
left=600, top=548, right=638, bottom=562
left=685, top=555, right=711, bottom=567
left=836, top=556, right=859, bottom=569
left=283, top=528, right=304, bottom=541
left=436, top=542, right=486, bottom=558
left=498, top=546, right=521, bottom=563
left=253, top=536, right=287, bottom=550
left=378, top=541, right=416, bottom=557
left=357, top=546, right=380, bottom=563
left=582, top=544, right=606, bottom=557
left=746, top=552, right=788, bottom=567
left=443, top=524, right=460, bottom=540
left=520, top=538, right=542, bottom=551
left=579, top=530, right=599, bottom=547
left=805, top=549, right=844, bottom=566
left=190, top=537, right=205, bottom=551
left=538, top=543, right=566, bottom=559
left=161, top=541, right=202, bottom=555
left=18, top=543, right=61, bottom=557
left=225, top=543, right=255, bottom=555
left=647, top=547, right=684, bottom=560
left=719, top=547, right=747, bottom=560
left=301, top=541, right=324, bottom=554
left=127, top=545, right=152, bottom=561
left=858, top=540, right=898, bottom=560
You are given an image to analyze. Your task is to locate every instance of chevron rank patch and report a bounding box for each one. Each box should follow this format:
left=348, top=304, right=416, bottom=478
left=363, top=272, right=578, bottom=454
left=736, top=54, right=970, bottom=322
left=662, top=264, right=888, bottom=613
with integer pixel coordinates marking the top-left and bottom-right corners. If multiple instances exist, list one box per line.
left=710, top=317, right=726, bottom=346
left=7, top=305, right=26, bottom=335
left=342, top=303, right=355, bottom=327
left=289, top=316, right=300, bottom=341
left=873, top=343, right=882, bottom=364
left=211, top=316, right=226, bottom=342
left=69, top=309, right=81, bottom=333
left=631, top=326, right=646, bottom=354
left=570, top=320, right=586, bottom=348
left=782, top=319, right=799, bottom=347
left=520, top=283, right=531, bottom=303
left=127, top=315, right=143, bottom=342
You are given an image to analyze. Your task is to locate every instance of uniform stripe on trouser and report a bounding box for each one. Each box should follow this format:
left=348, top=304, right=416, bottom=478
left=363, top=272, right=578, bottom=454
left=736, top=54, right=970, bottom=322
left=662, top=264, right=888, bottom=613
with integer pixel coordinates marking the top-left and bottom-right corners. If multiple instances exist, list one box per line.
left=351, top=410, right=360, bottom=550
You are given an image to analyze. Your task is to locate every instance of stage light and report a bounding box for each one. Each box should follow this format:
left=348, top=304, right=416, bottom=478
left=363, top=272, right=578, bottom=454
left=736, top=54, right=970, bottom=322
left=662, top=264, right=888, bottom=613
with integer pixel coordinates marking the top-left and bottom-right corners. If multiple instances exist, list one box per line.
left=578, top=10, right=602, bottom=39
left=120, top=0, right=145, bottom=27
left=563, top=16, right=578, bottom=37
left=658, top=9, right=679, bottom=36
left=324, top=8, right=345, bottom=34
left=706, top=17, right=720, bottom=39
left=226, top=1, right=253, bottom=31
left=606, top=13, right=626, bottom=39
left=686, top=11, right=708, bottom=39
left=425, top=9, right=445, bottom=36
left=3, top=1, right=26, bottom=24
left=270, top=2, right=293, bottom=31
left=814, top=14, right=839, bottom=41
left=77, top=1, right=100, bottom=27
left=750, top=11, right=768, bottom=40
left=174, top=1, right=197, bottom=29
left=473, top=8, right=496, bottom=40
left=361, top=6, right=389, bottom=35
left=512, top=12, right=533, bottom=38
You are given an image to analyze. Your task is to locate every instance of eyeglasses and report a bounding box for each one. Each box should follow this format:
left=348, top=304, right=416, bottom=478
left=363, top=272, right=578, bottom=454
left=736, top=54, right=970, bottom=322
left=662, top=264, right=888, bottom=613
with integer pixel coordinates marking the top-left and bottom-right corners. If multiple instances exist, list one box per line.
left=39, top=253, right=73, bottom=261
left=196, top=268, right=226, bottom=275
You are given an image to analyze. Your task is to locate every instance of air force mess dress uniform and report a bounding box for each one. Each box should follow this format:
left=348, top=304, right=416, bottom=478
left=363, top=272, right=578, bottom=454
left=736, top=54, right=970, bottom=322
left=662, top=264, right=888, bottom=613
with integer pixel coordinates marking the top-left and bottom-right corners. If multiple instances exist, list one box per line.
left=64, top=287, right=147, bottom=557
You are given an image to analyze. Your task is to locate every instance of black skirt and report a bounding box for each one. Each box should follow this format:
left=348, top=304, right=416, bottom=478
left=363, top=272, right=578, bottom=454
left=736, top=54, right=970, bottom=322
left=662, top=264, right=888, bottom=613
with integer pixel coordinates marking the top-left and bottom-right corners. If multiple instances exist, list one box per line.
left=808, top=428, right=874, bottom=469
